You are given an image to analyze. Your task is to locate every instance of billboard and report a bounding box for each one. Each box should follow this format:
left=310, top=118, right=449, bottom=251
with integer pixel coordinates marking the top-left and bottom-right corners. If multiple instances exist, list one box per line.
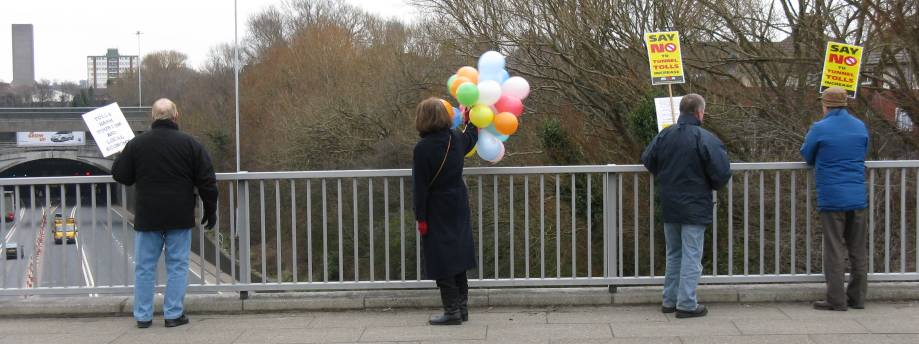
left=16, top=131, right=86, bottom=147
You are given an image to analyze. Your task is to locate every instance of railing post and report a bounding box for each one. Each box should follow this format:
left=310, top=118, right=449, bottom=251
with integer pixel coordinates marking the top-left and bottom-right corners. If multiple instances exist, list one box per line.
left=604, top=166, right=619, bottom=286
left=236, top=179, right=251, bottom=299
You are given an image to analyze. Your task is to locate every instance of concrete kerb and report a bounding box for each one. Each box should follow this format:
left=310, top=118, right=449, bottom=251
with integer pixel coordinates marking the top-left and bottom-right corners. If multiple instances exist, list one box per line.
left=0, top=295, right=128, bottom=318
left=2, top=282, right=918, bottom=318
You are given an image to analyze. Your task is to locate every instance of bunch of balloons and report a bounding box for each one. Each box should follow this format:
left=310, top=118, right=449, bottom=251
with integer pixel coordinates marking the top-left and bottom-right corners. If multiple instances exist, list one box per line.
left=444, top=51, right=530, bottom=163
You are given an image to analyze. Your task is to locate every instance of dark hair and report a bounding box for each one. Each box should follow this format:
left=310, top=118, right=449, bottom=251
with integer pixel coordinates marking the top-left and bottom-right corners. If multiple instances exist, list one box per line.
left=415, top=97, right=452, bottom=136
left=679, top=93, right=706, bottom=114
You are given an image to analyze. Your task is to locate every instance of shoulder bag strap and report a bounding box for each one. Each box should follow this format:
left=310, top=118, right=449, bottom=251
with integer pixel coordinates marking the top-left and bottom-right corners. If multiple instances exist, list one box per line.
left=429, top=134, right=452, bottom=187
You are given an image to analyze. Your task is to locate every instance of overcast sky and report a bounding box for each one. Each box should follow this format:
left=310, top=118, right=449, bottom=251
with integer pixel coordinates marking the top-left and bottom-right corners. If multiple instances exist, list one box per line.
left=0, top=0, right=417, bottom=83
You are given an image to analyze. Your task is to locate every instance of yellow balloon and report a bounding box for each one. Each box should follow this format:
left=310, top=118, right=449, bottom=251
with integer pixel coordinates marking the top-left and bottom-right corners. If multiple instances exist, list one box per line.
left=466, top=146, right=477, bottom=158
left=469, top=105, right=494, bottom=128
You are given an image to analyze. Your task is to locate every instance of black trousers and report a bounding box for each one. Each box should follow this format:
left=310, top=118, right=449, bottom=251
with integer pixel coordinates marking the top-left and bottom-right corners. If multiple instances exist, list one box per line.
left=435, top=271, right=468, bottom=290
left=820, top=209, right=868, bottom=307
left=435, top=271, right=468, bottom=312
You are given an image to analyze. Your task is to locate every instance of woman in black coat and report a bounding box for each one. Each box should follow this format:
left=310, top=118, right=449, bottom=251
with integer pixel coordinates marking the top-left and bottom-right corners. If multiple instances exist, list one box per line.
left=412, top=97, right=478, bottom=326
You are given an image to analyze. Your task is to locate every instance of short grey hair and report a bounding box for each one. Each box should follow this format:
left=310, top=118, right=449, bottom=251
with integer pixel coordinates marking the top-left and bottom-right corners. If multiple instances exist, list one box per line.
left=151, top=98, right=178, bottom=121
left=679, top=93, right=706, bottom=114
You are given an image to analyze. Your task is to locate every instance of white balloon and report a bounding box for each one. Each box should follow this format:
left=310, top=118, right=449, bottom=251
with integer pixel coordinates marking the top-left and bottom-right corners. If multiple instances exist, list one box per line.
left=477, top=51, right=506, bottom=74
left=476, top=131, right=501, bottom=161
left=476, top=80, right=502, bottom=106
left=502, top=76, right=530, bottom=100
left=488, top=142, right=506, bottom=164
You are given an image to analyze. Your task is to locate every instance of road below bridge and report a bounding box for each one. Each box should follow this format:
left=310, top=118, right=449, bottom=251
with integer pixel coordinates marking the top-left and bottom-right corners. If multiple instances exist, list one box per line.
left=2, top=203, right=228, bottom=297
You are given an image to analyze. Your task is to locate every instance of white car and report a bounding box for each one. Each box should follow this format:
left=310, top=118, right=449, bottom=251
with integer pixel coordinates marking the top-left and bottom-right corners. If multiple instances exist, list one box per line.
left=2, top=243, right=23, bottom=260
left=50, top=132, right=74, bottom=142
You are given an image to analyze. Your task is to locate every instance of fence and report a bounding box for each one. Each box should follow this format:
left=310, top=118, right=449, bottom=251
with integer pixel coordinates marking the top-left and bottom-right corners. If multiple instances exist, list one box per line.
left=1, top=161, right=918, bottom=295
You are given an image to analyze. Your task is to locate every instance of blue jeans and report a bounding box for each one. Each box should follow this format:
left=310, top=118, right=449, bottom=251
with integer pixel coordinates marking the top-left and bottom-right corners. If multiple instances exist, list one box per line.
left=133, top=229, right=191, bottom=321
left=662, top=223, right=705, bottom=311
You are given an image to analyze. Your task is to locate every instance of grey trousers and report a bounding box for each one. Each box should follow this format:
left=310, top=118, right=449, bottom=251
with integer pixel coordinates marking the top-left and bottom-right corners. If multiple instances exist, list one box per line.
left=820, top=209, right=868, bottom=307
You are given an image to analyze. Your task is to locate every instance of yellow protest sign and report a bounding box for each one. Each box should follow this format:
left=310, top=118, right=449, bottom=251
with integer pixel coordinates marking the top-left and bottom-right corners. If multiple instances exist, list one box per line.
left=820, top=42, right=864, bottom=98
left=645, top=31, right=685, bottom=85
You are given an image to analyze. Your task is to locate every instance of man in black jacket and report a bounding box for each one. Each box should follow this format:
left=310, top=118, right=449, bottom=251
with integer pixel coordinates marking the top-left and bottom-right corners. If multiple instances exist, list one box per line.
left=641, top=94, right=731, bottom=318
left=112, top=98, right=217, bottom=328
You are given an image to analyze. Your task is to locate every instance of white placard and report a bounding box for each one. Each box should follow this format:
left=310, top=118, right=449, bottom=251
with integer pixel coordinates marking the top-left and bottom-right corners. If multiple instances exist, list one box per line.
left=81, top=103, right=135, bottom=157
left=654, top=96, right=683, bottom=132
left=16, top=131, right=86, bottom=147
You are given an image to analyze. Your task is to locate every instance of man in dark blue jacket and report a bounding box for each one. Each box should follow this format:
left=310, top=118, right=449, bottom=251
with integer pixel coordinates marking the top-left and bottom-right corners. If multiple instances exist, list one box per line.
left=801, top=86, right=869, bottom=311
left=641, top=94, right=732, bottom=318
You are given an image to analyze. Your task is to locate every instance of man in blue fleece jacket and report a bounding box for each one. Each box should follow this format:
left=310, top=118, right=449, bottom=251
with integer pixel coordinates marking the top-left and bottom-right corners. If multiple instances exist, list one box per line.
left=800, top=86, right=869, bottom=311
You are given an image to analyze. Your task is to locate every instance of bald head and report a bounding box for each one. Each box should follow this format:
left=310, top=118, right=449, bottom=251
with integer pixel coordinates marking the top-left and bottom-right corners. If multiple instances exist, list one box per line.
left=151, top=98, right=179, bottom=121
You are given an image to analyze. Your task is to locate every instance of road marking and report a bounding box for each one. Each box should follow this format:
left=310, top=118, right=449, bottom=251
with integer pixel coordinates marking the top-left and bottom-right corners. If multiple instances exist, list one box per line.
left=25, top=207, right=49, bottom=290
left=3, top=208, right=26, bottom=242
left=108, top=208, right=134, bottom=264
left=79, top=240, right=96, bottom=288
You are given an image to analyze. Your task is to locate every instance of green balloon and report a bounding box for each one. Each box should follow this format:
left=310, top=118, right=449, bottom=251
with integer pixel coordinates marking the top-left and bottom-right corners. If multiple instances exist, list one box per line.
left=456, top=82, right=479, bottom=106
left=447, top=75, right=457, bottom=91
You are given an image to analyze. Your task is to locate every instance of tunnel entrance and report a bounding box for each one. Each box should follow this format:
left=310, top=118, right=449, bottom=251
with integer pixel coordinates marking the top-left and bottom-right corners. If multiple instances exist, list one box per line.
left=1, top=158, right=118, bottom=207
left=0, top=158, right=108, bottom=178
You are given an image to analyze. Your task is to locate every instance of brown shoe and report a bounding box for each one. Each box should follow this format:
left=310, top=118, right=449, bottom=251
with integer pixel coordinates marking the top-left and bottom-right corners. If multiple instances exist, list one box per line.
left=813, top=301, right=847, bottom=311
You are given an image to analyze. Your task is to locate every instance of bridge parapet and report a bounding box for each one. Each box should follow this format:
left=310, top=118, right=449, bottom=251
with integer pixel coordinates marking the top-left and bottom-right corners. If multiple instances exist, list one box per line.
left=2, top=162, right=919, bottom=296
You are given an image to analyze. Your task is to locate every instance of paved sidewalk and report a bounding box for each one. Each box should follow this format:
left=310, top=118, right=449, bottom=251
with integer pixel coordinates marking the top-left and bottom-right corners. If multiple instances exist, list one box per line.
left=2, top=301, right=918, bottom=343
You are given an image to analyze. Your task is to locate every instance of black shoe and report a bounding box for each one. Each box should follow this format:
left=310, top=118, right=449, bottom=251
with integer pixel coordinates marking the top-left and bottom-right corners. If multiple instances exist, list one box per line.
left=675, top=305, right=708, bottom=318
left=429, top=311, right=463, bottom=325
left=164, top=314, right=189, bottom=328
left=431, top=286, right=462, bottom=325
left=847, top=300, right=865, bottom=309
left=136, top=320, right=152, bottom=329
left=661, top=305, right=676, bottom=313
left=813, top=301, right=847, bottom=311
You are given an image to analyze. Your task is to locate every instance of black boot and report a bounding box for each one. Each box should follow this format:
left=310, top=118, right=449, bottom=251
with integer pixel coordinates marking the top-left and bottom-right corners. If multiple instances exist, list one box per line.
left=458, top=284, right=469, bottom=322
left=429, top=287, right=462, bottom=325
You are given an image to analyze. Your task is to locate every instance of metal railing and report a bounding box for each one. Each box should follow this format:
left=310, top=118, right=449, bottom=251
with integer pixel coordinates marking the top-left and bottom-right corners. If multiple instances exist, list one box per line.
left=1, top=161, right=918, bottom=295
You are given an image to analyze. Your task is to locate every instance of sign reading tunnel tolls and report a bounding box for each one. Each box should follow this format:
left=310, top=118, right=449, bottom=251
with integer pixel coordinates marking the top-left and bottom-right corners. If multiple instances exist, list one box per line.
left=645, top=31, right=685, bottom=85
left=820, top=42, right=864, bottom=98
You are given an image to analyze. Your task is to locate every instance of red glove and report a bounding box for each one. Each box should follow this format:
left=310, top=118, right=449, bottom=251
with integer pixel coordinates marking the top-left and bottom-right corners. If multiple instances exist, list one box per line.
left=417, top=221, right=428, bottom=237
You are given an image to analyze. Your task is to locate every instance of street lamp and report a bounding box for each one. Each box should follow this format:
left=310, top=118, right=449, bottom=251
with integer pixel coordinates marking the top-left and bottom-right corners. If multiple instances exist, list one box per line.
left=136, top=30, right=143, bottom=107
left=234, top=0, right=240, bottom=173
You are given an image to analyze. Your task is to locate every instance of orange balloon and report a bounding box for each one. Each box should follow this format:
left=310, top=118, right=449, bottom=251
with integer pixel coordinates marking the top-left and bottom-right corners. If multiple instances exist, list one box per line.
left=450, top=76, right=471, bottom=97
left=440, top=99, right=453, bottom=117
left=456, top=66, right=479, bottom=84
left=494, top=112, right=519, bottom=135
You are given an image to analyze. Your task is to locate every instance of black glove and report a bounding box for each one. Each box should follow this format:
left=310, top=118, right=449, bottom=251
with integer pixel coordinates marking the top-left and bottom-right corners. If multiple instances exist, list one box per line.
left=201, top=204, right=217, bottom=229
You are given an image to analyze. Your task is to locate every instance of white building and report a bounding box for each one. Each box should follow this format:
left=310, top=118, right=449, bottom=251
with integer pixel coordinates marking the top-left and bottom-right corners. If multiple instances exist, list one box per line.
left=86, top=48, right=138, bottom=89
